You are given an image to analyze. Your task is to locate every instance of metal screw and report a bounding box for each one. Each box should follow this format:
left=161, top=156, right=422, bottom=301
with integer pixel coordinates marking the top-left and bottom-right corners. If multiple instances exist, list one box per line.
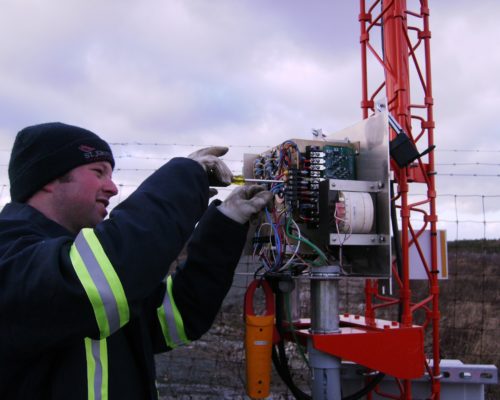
left=460, top=372, right=472, bottom=380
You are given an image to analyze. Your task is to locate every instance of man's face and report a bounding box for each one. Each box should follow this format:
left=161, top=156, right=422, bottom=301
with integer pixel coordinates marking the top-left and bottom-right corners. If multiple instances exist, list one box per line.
left=51, top=161, right=118, bottom=233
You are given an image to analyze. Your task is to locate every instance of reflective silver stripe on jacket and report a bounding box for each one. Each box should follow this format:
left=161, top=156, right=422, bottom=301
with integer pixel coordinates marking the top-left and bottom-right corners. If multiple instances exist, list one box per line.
left=85, top=338, right=108, bottom=400
left=70, top=229, right=129, bottom=338
left=157, top=276, right=189, bottom=348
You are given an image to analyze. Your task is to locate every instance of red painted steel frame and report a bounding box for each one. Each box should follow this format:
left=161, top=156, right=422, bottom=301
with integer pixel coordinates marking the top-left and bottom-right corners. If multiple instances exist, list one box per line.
left=293, top=315, right=425, bottom=380
left=359, top=1, right=440, bottom=399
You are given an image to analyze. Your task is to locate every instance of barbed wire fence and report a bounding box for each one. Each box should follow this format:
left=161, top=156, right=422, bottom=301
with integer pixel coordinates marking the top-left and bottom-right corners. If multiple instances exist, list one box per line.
left=1, top=142, right=499, bottom=241
left=0, top=187, right=498, bottom=240
left=1, top=142, right=498, bottom=398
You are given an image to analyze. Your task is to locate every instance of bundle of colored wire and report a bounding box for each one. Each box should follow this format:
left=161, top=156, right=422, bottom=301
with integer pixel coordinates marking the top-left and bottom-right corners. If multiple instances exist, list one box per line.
left=264, top=208, right=281, bottom=270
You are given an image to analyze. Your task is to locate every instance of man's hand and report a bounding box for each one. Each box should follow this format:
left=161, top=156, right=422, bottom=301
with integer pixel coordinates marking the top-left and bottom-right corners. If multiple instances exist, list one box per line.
left=218, top=185, right=273, bottom=224
left=188, top=146, right=233, bottom=186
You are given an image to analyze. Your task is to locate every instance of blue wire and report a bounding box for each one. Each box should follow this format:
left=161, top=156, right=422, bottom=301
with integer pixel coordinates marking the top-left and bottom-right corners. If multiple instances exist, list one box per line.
left=261, top=258, right=271, bottom=271
left=281, top=140, right=302, bottom=162
left=271, top=183, right=284, bottom=193
left=265, top=207, right=281, bottom=269
left=254, top=228, right=272, bottom=271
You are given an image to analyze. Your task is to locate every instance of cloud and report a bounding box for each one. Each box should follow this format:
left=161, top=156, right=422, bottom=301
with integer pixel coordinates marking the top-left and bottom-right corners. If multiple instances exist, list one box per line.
left=0, top=0, right=499, bottom=238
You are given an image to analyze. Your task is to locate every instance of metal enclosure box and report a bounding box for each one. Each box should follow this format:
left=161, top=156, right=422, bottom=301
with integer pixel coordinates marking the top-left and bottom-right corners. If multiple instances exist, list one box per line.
left=322, top=111, right=391, bottom=276
left=243, top=110, right=391, bottom=277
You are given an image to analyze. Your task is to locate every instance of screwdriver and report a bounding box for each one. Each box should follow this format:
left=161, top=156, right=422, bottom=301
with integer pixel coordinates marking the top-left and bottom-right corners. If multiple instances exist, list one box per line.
left=231, top=174, right=284, bottom=185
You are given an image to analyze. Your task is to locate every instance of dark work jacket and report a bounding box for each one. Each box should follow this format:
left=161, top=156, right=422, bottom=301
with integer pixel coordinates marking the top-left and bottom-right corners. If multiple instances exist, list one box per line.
left=0, top=157, right=248, bottom=400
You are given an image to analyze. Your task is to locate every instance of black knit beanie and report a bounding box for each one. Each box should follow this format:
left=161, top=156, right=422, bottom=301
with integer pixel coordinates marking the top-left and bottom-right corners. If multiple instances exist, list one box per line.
left=8, top=122, right=115, bottom=203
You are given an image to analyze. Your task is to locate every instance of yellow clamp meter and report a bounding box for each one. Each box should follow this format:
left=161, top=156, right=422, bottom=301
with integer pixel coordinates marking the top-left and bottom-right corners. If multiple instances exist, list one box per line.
left=244, top=279, right=275, bottom=399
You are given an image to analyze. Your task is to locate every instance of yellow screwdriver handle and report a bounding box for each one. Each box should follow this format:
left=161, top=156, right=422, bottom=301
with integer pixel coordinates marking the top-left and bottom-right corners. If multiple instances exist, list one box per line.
left=231, top=175, right=246, bottom=185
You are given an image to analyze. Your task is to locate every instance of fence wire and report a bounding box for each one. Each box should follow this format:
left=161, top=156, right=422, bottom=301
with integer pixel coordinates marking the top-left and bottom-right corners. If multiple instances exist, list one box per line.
left=0, top=143, right=498, bottom=399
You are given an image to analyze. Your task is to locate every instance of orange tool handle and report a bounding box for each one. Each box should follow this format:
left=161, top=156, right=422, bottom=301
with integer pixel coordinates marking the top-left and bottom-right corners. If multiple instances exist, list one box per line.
left=244, top=280, right=275, bottom=399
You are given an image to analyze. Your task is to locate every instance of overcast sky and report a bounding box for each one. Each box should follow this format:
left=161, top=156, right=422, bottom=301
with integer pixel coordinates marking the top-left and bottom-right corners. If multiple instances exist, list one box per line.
left=0, top=0, right=499, bottom=240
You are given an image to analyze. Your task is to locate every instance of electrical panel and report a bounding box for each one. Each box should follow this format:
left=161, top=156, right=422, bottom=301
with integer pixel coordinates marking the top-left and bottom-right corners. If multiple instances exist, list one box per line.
left=243, top=111, right=391, bottom=277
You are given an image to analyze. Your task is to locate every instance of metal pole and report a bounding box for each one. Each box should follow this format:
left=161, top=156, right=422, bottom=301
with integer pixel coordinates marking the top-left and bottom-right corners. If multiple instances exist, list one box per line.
left=309, top=264, right=342, bottom=400
left=288, top=279, right=302, bottom=322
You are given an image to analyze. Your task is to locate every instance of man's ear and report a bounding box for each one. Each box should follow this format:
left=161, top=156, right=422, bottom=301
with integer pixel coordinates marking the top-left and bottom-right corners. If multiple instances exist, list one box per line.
left=41, top=180, right=58, bottom=194
left=26, top=179, right=59, bottom=207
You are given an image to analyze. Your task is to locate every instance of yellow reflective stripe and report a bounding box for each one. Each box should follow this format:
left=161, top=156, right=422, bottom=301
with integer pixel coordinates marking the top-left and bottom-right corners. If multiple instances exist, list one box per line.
left=157, top=276, right=190, bottom=348
left=99, top=339, right=108, bottom=400
left=85, top=339, right=96, bottom=400
left=167, top=276, right=189, bottom=344
left=157, top=306, right=174, bottom=348
left=70, top=229, right=129, bottom=338
left=82, top=229, right=129, bottom=327
left=85, top=338, right=108, bottom=400
left=71, top=247, right=110, bottom=338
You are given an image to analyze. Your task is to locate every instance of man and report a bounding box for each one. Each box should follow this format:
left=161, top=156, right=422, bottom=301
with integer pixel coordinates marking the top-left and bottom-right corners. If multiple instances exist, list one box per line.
left=0, top=122, right=272, bottom=399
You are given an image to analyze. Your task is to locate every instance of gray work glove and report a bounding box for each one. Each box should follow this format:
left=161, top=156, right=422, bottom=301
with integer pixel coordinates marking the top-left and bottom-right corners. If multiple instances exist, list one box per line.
left=188, top=146, right=233, bottom=186
left=218, top=185, right=273, bottom=224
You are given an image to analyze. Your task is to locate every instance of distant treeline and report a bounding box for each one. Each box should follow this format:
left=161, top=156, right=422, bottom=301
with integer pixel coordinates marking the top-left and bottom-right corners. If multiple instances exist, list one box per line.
left=448, top=239, right=500, bottom=253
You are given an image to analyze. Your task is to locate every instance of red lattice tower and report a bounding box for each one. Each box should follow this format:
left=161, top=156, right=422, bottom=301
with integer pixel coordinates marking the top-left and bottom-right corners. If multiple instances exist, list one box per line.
left=359, top=1, right=440, bottom=399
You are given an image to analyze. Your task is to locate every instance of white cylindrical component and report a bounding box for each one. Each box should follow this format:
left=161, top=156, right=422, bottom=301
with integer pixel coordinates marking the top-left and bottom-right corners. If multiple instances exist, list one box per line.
left=338, top=191, right=374, bottom=234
